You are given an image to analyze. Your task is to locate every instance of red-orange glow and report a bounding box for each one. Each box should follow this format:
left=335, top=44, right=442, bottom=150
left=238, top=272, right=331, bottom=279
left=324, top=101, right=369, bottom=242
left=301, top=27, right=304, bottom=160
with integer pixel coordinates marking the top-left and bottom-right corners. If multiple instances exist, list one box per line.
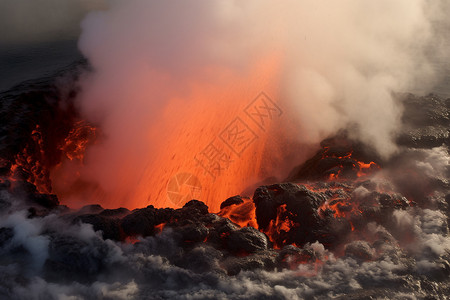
left=131, top=55, right=283, bottom=212
left=125, top=236, right=140, bottom=244
left=319, top=196, right=361, bottom=219
left=218, top=198, right=257, bottom=228
left=60, top=121, right=97, bottom=162
left=53, top=54, right=289, bottom=210
left=321, top=147, right=380, bottom=181
left=328, top=172, right=340, bottom=180
left=154, top=223, right=166, bottom=233
left=9, top=125, right=51, bottom=193
left=263, top=204, right=298, bottom=249
left=356, top=161, right=379, bottom=177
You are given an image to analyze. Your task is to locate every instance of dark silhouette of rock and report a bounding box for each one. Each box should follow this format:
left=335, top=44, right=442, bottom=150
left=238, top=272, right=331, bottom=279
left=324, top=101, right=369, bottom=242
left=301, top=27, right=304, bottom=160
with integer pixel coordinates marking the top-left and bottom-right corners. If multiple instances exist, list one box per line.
left=78, top=204, right=104, bottom=215
left=220, top=195, right=244, bottom=210
left=74, top=214, right=122, bottom=241
left=121, top=206, right=174, bottom=237
left=226, top=227, right=268, bottom=254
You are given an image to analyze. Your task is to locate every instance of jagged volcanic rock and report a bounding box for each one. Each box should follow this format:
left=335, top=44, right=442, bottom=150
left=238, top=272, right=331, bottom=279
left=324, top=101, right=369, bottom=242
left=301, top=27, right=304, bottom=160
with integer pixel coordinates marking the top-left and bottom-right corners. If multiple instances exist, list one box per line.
left=226, top=227, right=268, bottom=254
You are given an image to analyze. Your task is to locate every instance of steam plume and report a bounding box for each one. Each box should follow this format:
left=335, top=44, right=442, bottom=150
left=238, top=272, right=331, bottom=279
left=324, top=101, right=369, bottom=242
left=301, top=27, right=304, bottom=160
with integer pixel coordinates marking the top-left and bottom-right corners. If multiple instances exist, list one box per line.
left=52, top=0, right=447, bottom=209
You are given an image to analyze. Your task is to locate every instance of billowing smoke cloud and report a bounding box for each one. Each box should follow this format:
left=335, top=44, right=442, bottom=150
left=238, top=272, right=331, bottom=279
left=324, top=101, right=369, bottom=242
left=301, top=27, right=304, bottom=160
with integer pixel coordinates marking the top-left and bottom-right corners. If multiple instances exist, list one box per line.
left=51, top=0, right=447, bottom=209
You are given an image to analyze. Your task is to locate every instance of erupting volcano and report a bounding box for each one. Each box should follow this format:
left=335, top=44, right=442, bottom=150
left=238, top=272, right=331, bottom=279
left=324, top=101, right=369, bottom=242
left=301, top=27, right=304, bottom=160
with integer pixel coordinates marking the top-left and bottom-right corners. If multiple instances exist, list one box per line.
left=1, top=1, right=450, bottom=299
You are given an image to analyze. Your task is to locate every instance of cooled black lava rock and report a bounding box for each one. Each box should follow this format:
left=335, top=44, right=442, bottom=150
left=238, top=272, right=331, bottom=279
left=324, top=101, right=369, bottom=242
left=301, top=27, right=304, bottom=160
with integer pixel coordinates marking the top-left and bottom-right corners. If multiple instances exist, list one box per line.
left=99, top=207, right=130, bottom=217
left=253, top=183, right=350, bottom=248
left=73, top=214, right=122, bottom=241
left=226, top=227, right=268, bottom=254
left=252, top=185, right=282, bottom=230
left=222, top=251, right=277, bottom=275
left=206, top=217, right=240, bottom=248
left=78, top=204, right=104, bottom=215
left=220, top=195, right=244, bottom=209
left=121, top=206, right=174, bottom=237
left=177, top=223, right=209, bottom=244
left=286, top=133, right=381, bottom=181
left=121, top=200, right=211, bottom=238
left=170, top=200, right=215, bottom=227
left=182, top=200, right=209, bottom=214
left=253, top=183, right=324, bottom=230
left=213, top=218, right=240, bottom=235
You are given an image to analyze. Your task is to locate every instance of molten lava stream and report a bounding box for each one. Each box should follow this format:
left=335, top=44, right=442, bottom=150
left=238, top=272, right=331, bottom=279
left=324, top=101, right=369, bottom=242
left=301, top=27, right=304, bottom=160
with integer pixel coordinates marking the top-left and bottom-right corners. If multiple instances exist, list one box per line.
left=356, top=161, right=379, bottom=177
left=51, top=54, right=292, bottom=211
left=218, top=198, right=257, bottom=228
left=122, top=55, right=283, bottom=211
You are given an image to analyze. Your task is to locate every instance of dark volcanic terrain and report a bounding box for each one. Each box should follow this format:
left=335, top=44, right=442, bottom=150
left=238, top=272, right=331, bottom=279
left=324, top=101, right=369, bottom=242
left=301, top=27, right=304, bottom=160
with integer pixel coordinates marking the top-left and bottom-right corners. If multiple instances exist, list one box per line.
left=0, top=66, right=449, bottom=299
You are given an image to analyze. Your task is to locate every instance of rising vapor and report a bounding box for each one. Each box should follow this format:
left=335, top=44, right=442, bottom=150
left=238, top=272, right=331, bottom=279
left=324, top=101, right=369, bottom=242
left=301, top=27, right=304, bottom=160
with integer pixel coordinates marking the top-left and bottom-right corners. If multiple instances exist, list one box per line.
left=49, top=0, right=447, bottom=210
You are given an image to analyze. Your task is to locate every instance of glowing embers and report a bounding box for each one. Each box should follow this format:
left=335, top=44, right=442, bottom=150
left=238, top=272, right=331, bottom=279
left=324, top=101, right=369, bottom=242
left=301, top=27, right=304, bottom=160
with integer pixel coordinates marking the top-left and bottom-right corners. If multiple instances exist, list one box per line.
left=60, top=120, right=97, bottom=162
left=217, top=195, right=302, bottom=249
left=154, top=222, right=167, bottom=233
left=8, top=125, right=51, bottom=193
left=261, top=204, right=297, bottom=249
left=321, top=147, right=380, bottom=180
left=288, top=134, right=382, bottom=182
left=356, top=161, right=379, bottom=177
left=319, top=195, right=362, bottom=219
left=218, top=196, right=257, bottom=228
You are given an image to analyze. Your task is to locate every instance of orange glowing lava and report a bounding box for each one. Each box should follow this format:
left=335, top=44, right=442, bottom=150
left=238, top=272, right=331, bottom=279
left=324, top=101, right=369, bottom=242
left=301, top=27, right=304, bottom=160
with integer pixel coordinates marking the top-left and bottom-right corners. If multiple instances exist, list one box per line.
left=52, top=54, right=293, bottom=211
left=263, top=204, right=298, bottom=249
left=60, top=121, right=97, bottom=162
left=8, top=125, right=51, bottom=193
left=218, top=198, right=257, bottom=228
left=154, top=222, right=166, bottom=233
left=321, top=147, right=380, bottom=181
left=356, top=161, right=379, bottom=177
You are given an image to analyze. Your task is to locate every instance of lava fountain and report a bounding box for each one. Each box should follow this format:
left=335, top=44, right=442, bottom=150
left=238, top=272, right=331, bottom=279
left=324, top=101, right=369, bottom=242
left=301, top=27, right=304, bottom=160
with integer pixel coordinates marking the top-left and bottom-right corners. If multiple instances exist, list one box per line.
left=51, top=54, right=297, bottom=211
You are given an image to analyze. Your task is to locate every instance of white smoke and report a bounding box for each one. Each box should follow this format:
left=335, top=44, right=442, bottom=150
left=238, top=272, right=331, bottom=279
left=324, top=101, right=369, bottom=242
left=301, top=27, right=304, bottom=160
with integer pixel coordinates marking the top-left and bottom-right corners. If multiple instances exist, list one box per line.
left=52, top=0, right=449, bottom=209
left=0, top=212, right=49, bottom=274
